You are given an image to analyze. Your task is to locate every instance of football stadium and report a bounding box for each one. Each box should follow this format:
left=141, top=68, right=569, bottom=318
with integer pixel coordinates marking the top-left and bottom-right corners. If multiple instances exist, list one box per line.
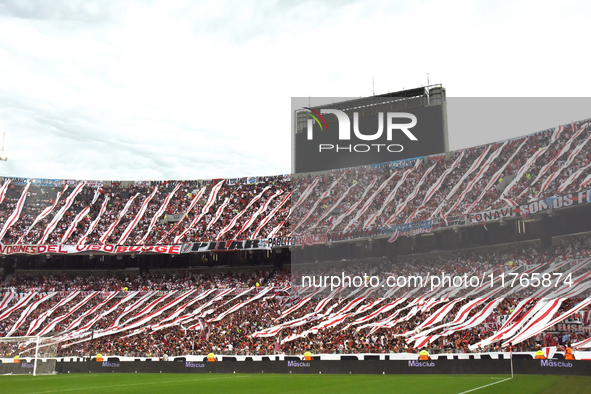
left=2, top=2, right=591, bottom=393
left=1, top=90, right=591, bottom=393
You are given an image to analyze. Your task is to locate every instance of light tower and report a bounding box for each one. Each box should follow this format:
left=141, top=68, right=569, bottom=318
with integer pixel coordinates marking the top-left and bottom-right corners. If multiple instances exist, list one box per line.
left=0, top=132, right=7, bottom=161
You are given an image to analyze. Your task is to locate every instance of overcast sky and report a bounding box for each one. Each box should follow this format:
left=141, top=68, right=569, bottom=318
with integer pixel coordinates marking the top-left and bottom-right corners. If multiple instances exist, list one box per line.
left=0, top=0, right=590, bottom=181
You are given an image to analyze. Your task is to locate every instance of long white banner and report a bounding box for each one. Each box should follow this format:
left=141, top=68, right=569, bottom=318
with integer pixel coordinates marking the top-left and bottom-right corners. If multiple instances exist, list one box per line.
left=0, top=244, right=184, bottom=255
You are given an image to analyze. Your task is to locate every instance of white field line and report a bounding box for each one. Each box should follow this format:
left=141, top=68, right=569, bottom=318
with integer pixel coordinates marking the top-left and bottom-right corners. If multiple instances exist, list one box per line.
left=457, top=377, right=513, bottom=394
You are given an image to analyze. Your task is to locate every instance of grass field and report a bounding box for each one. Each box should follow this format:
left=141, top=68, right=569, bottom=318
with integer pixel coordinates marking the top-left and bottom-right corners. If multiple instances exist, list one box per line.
left=1, top=374, right=590, bottom=394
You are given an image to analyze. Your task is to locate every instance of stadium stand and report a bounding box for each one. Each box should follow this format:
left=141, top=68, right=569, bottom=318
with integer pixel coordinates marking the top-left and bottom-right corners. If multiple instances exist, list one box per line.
left=291, top=119, right=591, bottom=238
left=0, top=176, right=291, bottom=246
left=1, top=119, right=591, bottom=363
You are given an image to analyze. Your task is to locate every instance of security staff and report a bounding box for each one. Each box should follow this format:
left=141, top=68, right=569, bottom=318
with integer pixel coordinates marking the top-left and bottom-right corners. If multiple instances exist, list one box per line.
left=303, top=351, right=312, bottom=361
left=207, top=352, right=216, bottom=362
left=419, top=349, right=430, bottom=361
left=535, top=348, right=545, bottom=359
left=564, top=343, right=575, bottom=360
left=13, top=355, right=19, bottom=364
left=96, top=353, right=103, bottom=362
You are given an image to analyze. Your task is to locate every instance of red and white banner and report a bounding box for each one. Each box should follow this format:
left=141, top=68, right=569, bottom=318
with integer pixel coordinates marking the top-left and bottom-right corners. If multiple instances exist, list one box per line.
left=5, top=292, right=57, bottom=336
left=174, top=180, right=225, bottom=243
left=0, top=291, right=15, bottom=311
left=581, top=172, right=591, bottom=189
left=119, top=291, right=191, bottom=329
left=18, top=184, right=66, bottom=244
left=118, top=186, right=159, bottom=244
left=96, top=291, right=139, bottom=323
left=0, top=179, right=10, bottom=206
left=365, top=167, right=415, bottom=228
left=110, top=291, right=158, bottom=329
left=236, top=189, right=283, bottom=239
left=78, top=197, right=109, bottom=245
left=387, top=162, right=438, bottom=224
left=40, top=182, right=86, bottom=244
left=573, top=335, right=591, bottom=348
left=65, top=292, right=118, bottom=331
left=252, top=325, right=283, bottom=338
left=551, top=125, right=563, bottom=143
left=446, top=142, right=506, bottom=216
left=158, top=186, right=206, bottom=244
left=0, top=181, right=31, bottom=241
left=138, top=183, right=182, bottom=245
left=331, top=178, right=378, bottom=230
left=557, top=162, right=591, bottom=194
left=316, top=183, right=356, bottom=228
left=60, top=206, right=91, bottom=244
left=441, top=298, right=502, bottom=336
left=99, top=193, right=140, bottom=244
left=423, top=152, right=464, bottom=205
left=291, top=177, right=320, bottom=215
left=429, top=146, right=491, bottom=219
left=91, top=186, right=102, bottom=205
left=277, top=288, right=324, bottom=320
left=26, top=291, right=81, bottom=336
left=295, top=177, right=341, bottom=231
left=308, top=313, right=351, bottom=333
left=344, top=172, right=397, bottom=231
left=0, top=292, right=34, bottom=321
left=531, top=123, right=586, bottom=187
left=347, top=299, right=407, bottom=330
left=252, top=192, right=292, bottom=239
left=0, top=243, right=184, bottom=255
left=97, top=292, right=196, bottom=337
left=158, top=289, right=216, bottom=325
left=502, top=298, right=566, bottom=346
left=387, top=229, right=400, bottom=243
left=538, top=134, right=591, bottom=194
left=38, top=292, right=99, bottom=336
left=267, top=218, right=287, bottom=239
left=468, top=138, right=528, bottom=214
left=216, top=186, right=270, bottom=240
left=415, top=299, right=464, bottom=331
left=206, top=197, right=230, bottom=230
left=209, top=287, right=272, bottom=323
left=499, top=145, right=549, bottom=201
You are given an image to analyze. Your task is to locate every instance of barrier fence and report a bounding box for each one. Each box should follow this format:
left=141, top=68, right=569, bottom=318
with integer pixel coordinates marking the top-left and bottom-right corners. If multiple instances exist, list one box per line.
left=1, top=359, right=589, bottom=376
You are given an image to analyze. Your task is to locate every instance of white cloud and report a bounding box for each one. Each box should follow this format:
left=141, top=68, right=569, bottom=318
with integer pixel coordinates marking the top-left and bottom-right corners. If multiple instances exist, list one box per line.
left=0, top=0, right=590, bottom=180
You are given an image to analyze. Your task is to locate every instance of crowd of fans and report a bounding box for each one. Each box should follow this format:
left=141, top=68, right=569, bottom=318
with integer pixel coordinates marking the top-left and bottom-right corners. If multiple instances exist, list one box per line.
left=1, top=119, right=591, bottom=359
left=6, top=269, right=289, bottom=293
left=398, top=232, right=591, bottom=274
left=292, top=119, right=591, bottom=236
left=0, top=288, right=586, bottom=358
left=0, top=233, right=589, bottom=358
left=1, top=119, right=590, bottom=247
left=0, top=176, right=291, bottom=245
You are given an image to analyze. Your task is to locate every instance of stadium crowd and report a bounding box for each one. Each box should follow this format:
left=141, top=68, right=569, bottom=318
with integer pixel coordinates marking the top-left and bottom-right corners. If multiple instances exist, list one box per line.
left=291, top=119, right=591, bottom=236
left=0, top=233, right=589, bottom=358
left=0, top=176, right=291, bottom=246
left=0, top=288, right=586, bottom=358
left=0, top=119, right=590, bottom=248
left=1, top=119, right=591, bottom=359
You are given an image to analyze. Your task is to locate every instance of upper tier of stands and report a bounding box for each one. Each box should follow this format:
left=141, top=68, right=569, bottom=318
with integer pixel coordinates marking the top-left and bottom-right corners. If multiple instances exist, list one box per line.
left=0, top=176, right=291, bottom=246
left=0, top=118, right=590, bottom=247
left=292, top=119, right=591, bottom=236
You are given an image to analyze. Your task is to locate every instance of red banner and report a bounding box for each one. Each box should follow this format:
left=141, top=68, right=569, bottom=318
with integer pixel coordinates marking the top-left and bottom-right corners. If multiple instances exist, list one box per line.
left=0, top=244, right=183, bottom=255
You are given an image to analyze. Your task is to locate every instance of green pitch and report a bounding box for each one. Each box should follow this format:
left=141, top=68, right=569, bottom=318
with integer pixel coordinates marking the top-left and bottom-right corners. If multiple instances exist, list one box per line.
left=1, top=374, right=590, bottom=394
